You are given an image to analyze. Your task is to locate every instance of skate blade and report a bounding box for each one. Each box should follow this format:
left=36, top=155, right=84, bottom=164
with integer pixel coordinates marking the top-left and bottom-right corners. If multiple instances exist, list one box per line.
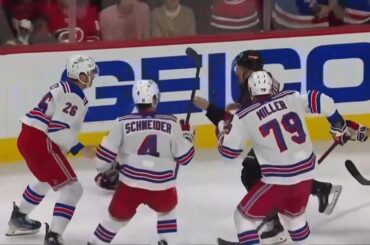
left=5, top=225, right=40, bottom=236
left=261, top=232, right=287, bottom=245
left=324, top=185, right=342, bottom=215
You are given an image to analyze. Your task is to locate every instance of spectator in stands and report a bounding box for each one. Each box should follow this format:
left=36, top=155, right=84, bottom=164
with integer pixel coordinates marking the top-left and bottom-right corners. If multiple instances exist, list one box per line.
left=5, top=18, right=32, bottom=45
left=99, top=0, right=150, bottom=41
left=151, top=0, right=196, bottom=38
left=0, top=1, right=15, bottom=45
left=272, top=0, right=344, bottom=30
left=209, top=0, right=261, bottom=34
left=40, top=0, right=100, bottom=43
left=29, top=16, right=57, bottom=44
left=181, top=0, right=212, bottom=35
left=343, top=0, right=370, bottom=25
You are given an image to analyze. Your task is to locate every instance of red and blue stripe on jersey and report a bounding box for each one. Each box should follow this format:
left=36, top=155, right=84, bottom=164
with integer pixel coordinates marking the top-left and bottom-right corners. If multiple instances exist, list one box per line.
left=96, top=144, right=117, bottom=163
left=308, top=90, right=321, bottom=114
left=26, top=107, right=50, bottom=125
left=260, top=153, right=315, bottom=178
left=48, top=120, right=70, bottom=132
left=218, top=144, right=243, bottom=159
left=61, top=81, right=88, bottom=105
left=119, top=164, right=178, bottom=183
left=174, top=147, right=195, bottom=165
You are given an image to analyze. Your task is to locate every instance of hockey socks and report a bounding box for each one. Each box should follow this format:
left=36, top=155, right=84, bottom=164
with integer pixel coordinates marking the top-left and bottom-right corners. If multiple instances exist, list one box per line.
left=51, top=182, right=83, bottom=235
left=91, top=216, right=127, bottom=244
left=19, top=183, right=50, bottom=214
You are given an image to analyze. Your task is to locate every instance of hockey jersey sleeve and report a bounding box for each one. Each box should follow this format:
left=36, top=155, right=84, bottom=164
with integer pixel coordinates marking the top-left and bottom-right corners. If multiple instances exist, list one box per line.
left=171, top=120, right=195, bottom=166
left=218, top=115, right=246, bottom=160
left=299, top=90, right=345, bottom=127
left=47, top=91, right=88, bottom=155
left=95, top=119, right=123, bottom=172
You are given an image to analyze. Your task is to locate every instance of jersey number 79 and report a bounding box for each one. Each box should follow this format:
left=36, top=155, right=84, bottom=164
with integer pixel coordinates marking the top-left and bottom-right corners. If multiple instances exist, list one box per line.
left=259, top=112, right=306, bottom=152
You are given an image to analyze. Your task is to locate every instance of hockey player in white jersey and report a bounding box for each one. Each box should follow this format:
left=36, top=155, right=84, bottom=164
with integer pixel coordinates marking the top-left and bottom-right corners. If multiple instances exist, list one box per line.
left=88, top=79, right=195, bottom=245
left=6, top=54, right=98, bottom=245
left=218, top=71, right=351, bottom=244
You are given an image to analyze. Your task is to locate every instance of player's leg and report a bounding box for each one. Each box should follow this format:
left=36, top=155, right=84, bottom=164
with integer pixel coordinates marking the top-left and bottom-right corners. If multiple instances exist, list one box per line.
left=7, top=182, right=50, bottom=236
left=240, top=150, right=285, bottom=244
left=280, top=213, right=310, bottom=245
left=89, top=182, right=141, bottom=244
left=234, top=209, right=261, bottom=244
left=280, top=180, right=312, bottom=244
left=240, top=150, right=261, bottom=192
left=149, top=187, right=178, bottom=245
left=311, top=179, right=342, bottom=214
left=40, top=138, right=82, bottom=245
left=7, top=124, right=51, bottom=236
left=236, top=181, right=286, bottom=245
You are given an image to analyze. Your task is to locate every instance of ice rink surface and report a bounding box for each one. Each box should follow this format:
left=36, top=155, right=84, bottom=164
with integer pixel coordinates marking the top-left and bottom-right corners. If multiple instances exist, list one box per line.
left=0, top=141, right=369, bottom=245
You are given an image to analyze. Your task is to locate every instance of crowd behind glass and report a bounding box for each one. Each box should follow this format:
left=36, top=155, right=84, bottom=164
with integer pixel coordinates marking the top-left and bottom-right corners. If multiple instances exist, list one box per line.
left=0, top=0, right=368, bottom=47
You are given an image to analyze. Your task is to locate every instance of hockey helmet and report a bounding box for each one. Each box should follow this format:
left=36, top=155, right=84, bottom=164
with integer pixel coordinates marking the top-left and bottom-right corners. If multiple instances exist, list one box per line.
left=66, top=54, right=98, bottom=87
left=248, top=71, right=273, bottom=96
left=132, top=79, right=160, bottom=108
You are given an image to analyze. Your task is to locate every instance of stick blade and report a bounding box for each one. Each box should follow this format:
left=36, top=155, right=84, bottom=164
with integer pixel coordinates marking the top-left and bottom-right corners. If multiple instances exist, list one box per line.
left=217, top=238, right=238, bottom=245
left=345, top=160, right=370, bottom=185
left=185, top=47, right=201, bottom=67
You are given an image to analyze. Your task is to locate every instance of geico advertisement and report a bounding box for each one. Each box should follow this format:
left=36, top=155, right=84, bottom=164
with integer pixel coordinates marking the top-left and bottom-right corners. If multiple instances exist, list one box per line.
left=1, top=31, right=370, bottom=138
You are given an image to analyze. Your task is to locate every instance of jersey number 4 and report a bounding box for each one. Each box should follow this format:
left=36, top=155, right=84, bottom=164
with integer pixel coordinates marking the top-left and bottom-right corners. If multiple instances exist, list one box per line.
left=259, top=112, right=306, bottom=152
left=138, top=135, right=160, bottom=157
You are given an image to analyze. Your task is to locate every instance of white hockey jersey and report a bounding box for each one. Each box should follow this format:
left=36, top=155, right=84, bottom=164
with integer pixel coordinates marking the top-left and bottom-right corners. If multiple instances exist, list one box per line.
left=20, top=81, right=88, bottom=155
left=96, top=113, right=195, bottom=191
left=220, top=90, right=342, bottom=185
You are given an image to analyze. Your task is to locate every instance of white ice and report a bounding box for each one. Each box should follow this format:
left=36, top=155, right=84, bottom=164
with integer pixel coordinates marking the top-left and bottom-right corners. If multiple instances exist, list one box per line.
left=0, top=141, right=369, bottom=245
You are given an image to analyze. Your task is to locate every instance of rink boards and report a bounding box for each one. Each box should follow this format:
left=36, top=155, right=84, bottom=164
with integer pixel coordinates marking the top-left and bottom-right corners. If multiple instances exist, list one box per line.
left=0, top=27, right=370, bottom=163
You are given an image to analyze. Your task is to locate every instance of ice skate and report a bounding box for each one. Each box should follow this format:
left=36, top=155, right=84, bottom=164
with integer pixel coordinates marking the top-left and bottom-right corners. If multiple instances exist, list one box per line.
left=44, top=223, right=64, bottom=245
left=260, top=215, right=287, bottom=245
left=6, top=202, right=41, bottom=236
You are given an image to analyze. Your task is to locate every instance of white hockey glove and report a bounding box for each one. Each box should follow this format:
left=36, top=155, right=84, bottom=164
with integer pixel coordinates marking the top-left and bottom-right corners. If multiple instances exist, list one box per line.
left=346, top=120, right=368, bottom=142
left=180, top=119, right=195, bottom=143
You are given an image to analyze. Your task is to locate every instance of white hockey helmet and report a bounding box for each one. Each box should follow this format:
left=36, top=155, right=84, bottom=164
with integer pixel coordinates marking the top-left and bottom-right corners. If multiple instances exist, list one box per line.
left=132, top=79, right=160, bottom=107
left=248, top=71, right=273, bottom=97
left=66, top=54, right=98, bottom=87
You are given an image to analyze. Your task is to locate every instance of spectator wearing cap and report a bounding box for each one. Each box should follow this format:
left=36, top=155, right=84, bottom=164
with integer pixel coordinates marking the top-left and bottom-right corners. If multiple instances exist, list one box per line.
left=151, top=0, right=196, bottom=38
left=343, top=0, right=370, bottom=24
left=272, top=0, right=331, bottom=29
left=210, top=0, right=261, bottom=34
left=99, top=0, right=150, bottom=41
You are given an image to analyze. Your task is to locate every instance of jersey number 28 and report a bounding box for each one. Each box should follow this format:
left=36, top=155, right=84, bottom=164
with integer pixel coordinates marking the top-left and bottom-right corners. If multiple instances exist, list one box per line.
left=259, top=112, right=306, bottom=152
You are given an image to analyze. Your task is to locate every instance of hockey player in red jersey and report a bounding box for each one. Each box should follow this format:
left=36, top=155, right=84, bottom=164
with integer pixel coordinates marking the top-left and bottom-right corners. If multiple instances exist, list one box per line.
left=88, top=79, right=195, bottom=245
left=218, top=71, right=352, bottom=244
left=6, top=54, right=98, bottom=245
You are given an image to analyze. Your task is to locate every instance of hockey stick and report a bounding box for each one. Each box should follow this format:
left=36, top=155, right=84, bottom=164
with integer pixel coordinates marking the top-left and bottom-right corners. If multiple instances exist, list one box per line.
left=345, top=160, right=370, bottom=185
left=317, top=141, right=338, bottom=164
left=185, top=47, right=201, bottom=124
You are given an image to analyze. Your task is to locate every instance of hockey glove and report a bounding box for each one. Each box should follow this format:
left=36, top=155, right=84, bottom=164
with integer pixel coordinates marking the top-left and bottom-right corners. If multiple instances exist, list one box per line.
left=329, top=121, right=351, bottom=145
left=346, top=120, right=368, bottom=142
left=180, top=119, right=195, bottom=143
left=95, top=161, right=120, bottom=190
